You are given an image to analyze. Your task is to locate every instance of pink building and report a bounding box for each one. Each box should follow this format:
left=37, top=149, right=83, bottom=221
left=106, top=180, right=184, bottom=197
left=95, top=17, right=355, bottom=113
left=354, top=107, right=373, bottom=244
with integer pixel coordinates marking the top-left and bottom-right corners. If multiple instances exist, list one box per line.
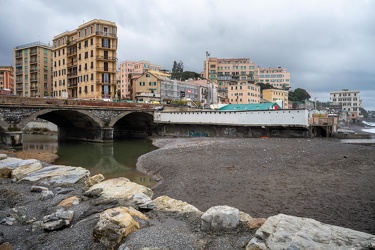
left=119, top=60, right=162, bottom=99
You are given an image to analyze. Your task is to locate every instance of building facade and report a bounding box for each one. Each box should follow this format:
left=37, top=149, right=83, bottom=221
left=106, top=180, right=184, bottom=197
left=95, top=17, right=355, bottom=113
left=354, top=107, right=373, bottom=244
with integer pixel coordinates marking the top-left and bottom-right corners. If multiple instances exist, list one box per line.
left=52, top=19, right=117, bottom=100
left=255, top=67, right=291, bottom=90
left=0, top=66, right=14, bottom=94
left=202, top=52, right=256, bottom=99
left=227, top=81, right=260, bottom=104
left=130, top=70, right=170, bottom=102
left=160, top=79, right=209, bottom=104
left=330, top=89, right=362, bottom=120
left=262, top=88, right=289, bottom=109
left=119, top=60, right=162, bottom=100
left=13, top=42, right=53, bottom=97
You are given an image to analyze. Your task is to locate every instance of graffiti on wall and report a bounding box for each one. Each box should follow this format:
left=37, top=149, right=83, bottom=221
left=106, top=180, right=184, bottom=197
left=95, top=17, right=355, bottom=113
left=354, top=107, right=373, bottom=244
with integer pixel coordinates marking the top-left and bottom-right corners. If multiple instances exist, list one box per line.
left=223, top=127, right=237, bottom=136
left=188, top=130, right=208, bottom=137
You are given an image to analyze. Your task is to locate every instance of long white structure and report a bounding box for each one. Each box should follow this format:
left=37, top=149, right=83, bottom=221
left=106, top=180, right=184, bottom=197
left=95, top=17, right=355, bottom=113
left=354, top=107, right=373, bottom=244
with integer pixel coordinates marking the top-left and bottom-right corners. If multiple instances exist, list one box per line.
left=154, top=109, right=309, bottom=127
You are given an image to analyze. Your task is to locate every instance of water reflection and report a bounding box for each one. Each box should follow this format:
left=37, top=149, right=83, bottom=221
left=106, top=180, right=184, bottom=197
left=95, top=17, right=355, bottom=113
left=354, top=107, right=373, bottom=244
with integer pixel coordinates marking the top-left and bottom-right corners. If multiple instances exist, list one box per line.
left=22, top=134, right=157, bottom=187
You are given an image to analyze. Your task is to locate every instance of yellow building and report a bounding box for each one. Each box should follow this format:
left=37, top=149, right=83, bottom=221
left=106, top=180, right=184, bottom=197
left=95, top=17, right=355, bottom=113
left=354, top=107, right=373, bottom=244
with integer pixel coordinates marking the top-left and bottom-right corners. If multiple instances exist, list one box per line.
left=13, top=42, right=53, bottom=97
left=227, top=81, right=260, bottom=104
left=262, top=88, right=289, bottom=109
left=52, top=19, right=118, bottom=100
left=130, top=70, right=170, bottom=102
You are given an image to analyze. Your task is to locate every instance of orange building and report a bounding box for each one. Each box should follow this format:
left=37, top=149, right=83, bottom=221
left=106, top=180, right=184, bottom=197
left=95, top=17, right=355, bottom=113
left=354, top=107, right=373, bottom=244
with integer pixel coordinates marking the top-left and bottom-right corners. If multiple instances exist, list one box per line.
left=0, top=66, right=14, bottom=93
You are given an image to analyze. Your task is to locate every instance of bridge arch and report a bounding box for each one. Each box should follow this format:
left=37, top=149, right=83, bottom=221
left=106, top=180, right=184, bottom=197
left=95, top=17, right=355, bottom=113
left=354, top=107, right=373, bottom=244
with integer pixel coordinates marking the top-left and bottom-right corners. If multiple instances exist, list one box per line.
left=111, top=111, right=159, bottom=138
left=19, top=108, right=104, bottom=130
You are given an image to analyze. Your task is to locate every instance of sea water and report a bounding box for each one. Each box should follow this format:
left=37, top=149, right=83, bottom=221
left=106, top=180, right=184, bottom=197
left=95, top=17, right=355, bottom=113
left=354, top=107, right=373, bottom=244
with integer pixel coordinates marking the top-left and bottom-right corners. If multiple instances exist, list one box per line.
left=362, top=121, right=375, bottom=134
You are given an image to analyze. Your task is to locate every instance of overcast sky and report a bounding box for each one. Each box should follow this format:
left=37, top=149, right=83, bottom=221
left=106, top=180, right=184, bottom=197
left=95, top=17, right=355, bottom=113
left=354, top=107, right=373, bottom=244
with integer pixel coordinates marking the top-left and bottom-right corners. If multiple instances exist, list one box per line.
left=1, top=0, right=374, bottom=110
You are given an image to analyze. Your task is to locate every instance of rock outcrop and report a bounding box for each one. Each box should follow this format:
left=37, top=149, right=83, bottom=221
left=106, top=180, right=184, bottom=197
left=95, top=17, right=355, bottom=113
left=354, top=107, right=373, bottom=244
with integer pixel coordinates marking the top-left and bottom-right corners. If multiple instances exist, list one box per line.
left=201, top=205, right=240, bottom=232
left=246, top=214, right=375, bottom=250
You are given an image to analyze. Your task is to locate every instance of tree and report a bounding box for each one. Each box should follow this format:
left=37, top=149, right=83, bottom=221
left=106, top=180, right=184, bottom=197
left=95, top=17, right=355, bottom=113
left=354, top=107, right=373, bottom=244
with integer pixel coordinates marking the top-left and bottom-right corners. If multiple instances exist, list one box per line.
left=257, top=82, right=274, bottom=92
left=172, top=61, right=184, bottom=73
left=288, top=88, right=311, bottom=102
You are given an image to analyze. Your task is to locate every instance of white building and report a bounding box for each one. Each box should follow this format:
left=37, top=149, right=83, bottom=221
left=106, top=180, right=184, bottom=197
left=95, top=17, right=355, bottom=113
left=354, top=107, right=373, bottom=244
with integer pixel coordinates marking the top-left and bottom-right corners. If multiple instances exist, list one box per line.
left=330, top=89, right=362, bottom=121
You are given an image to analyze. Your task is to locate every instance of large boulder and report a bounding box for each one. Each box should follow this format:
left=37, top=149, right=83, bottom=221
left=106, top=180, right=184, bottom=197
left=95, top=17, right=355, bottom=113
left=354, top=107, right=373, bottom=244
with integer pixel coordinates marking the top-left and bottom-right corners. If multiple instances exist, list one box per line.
left=93, top=207, right=146, bottom=249
left=246, top=214, right=375, bottom=250
left=20, top=165, right=90, bottom=185
left=201, top=205, right=240, bottom=232
left=86, top=177, right=153, bottom=202
left=153, top=195, right=203, bottom=216
left=11, top=160, right=43, bottom=180
left=0, top=157, right=27, bottom=178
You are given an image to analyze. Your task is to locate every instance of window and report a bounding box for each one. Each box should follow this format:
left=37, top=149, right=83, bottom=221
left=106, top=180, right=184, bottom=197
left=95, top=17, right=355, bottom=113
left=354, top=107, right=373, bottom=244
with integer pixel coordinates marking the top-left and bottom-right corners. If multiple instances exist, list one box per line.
left=91, top=50, right=93, bottom=57
left=84, top=40, right=88, bottom=47
left=85, top=52, right=88, bottom=59
left=91, top=62, right=94, bottom=69
left=91, top=85, right=94, bottom=92
left=140, top=82, right=145, bottom=86
left=102, top=38, right=110, bottom=48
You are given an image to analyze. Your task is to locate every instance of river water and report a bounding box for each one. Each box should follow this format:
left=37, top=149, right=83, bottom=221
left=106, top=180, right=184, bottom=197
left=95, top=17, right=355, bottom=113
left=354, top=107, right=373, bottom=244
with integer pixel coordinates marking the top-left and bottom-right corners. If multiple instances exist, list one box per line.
left=22, top=134, right=157, bottom=187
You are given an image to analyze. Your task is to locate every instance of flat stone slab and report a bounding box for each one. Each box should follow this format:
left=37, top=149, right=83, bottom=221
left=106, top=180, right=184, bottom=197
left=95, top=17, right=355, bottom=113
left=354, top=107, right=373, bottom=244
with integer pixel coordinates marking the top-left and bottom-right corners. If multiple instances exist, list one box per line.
left=246, top=214, right=375, bottom=250
left=20, top=165, right=90, bottom=185
left=86, top=177, right=153, bottom=201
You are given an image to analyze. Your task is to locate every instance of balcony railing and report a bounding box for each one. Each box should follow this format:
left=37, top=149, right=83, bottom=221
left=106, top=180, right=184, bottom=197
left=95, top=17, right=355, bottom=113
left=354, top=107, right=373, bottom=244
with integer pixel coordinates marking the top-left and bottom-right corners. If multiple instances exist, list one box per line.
left=67, top=61, right=77, bottom=67
left=16, top=87, right=23, bottom=92
left=67, top=50, right=77, bottom=56
left=96, top=80, right=116, bottom=85
left=16, top=70, right=23, bottom=75
left=30, top=50, right=38, bottom=55
left=30, top=68, right=38, bottom=73
left=16, top=79, right=23, bottom=83
left=15, top=53, right=22, bottom=58
left=95, top=31, right=117, bottom=37
left=95, top=43, right=116, bottom=50
left=30, top=78, right=38, bottom=82
left=67, top=73, right=78, bottom=78
left=30, top=60, right=38, bottom=64
left=96, top=55, right=116, bottom=61
left=96, top=67, right=116, bottom=72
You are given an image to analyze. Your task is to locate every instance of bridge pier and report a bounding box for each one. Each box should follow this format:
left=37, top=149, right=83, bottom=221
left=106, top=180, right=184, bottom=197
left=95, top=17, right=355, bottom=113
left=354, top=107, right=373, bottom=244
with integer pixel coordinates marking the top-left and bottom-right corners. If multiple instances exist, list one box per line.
left=59, top=127, right=113, bottom=142
left=0, top=131, right=23, bottom=147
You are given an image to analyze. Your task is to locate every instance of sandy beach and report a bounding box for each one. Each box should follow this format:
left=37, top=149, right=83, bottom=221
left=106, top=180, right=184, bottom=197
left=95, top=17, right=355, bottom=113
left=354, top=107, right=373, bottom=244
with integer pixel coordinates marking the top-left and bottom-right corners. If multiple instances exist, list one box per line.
left=138, top=137, right=375, bottom=234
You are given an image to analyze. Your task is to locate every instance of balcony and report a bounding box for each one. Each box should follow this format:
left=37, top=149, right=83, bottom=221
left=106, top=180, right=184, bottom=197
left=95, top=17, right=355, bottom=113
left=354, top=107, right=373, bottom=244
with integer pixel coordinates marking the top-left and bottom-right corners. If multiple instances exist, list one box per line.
left=16, top=70, right=23, bottom=75
left=30, top=78, right=38, bottom=82
left=96, top=67, right=116, bottom=73
left=96, top=55, right=116, bottom=61
left=68, top=83, right=78, bottom=88
left=15, top=53, right=22, bottom=58
left=30, top=49, right=38, bottom=55
left=95, top=43, right=116, bottom=50
left=16, top=78, right=23, bottom=83
left=30, top=85, right=38, bottom=90
left=96, top=80, right=116, bottom=85
left=217, top=76, right=233, bottom=81
left=30, top=59, right=38, bottom=64
left=30, top=67, right=38, bottom=73
left=16, top=87, right=23, bottom=92
left=95, top=31, right=117, bottom=38
left=67, top=60, right=77, bottom=67
left=67, top=73, right=77, bottom=78
left=67, top=50, right=77, bottom=57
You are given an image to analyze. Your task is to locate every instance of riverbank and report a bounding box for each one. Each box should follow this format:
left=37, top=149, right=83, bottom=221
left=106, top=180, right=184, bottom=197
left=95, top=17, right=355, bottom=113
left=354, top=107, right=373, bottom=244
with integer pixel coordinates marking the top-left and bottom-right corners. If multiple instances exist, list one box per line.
left=1, top=137, right=375, bottom=249
left=138, top=137, right=375, bottom=235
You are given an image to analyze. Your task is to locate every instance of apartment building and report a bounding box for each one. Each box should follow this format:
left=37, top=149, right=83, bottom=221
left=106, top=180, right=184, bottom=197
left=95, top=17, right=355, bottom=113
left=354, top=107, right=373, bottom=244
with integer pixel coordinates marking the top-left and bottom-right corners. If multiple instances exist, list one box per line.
left=227, top=81, right=260, bottom=104
left=256, top=67, right=291, bottom=90
left=262, top=88, right=289, bottom=109
left=119, top=60, right=162, bottom=99
left=160, top=79, right=209, bottom=104
left=13, top=42, right=53, bottom=97
left=130, top=70, right=170, bottom=102
left=330, top=89, right=362, bottom=120
left=0, top=66, right=14, bottom=93
left=52, top=19, right=117, bottom=100
left=203, top=52, right=256, bottom=88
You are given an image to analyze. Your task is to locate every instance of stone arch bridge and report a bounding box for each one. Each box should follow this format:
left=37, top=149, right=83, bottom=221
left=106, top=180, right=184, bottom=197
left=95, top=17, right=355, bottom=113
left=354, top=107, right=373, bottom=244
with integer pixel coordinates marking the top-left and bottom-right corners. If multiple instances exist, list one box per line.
left=0, top=102, right=159, bottom=146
